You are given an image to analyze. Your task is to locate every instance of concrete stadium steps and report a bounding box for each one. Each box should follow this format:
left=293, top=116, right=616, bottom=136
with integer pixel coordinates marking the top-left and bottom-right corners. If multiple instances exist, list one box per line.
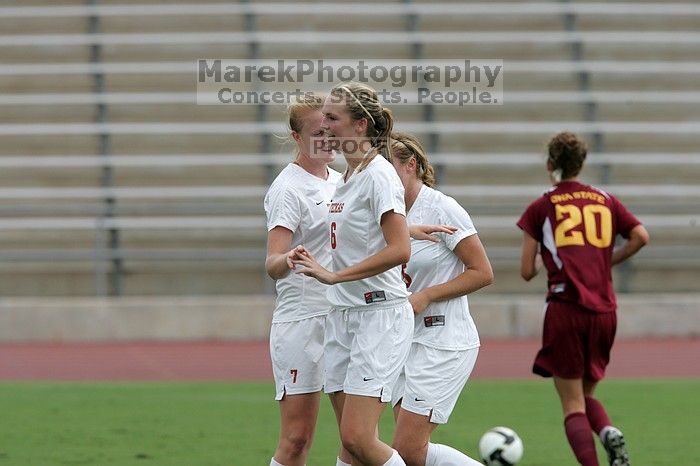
left=106, top=105, right=260, bottom=123
left=104, top=74, right=196, bottom=93
left=111, top=166, right=269, bottom=187
left=255, top=14, right=408, bottom=32
left=589, top=74, right=700, bottom=92
left=0, top=230, right=97, bottom=249
left=422, top=43, right=573, bottom=61
left=115, top=167, right=272, bottom=188
left=0, top=106, right=96, bottom=124
left=432, top=104, right=587, bottom=123
left=0, top=168, right=102, bottom=187
left=419, top=15, right=566, bottom=33
left=589, top=134, right=700, bottom=152
left=582, top=44, right=700, bottom=61
left=0, top=135, right=100, bottom=156
left=100, top=44, right=251, bottom=62
left=0, top=262, right=264, bottom=297
left=5, top=100, right=699, bottom=132
left=0, top=45, right=90, bottom=64
left=0, top=258, right=694, bottom=297
left=0, top=75, right=94, bottom=93
left=0, top=263, right=98, bottom=296
left=0, top=16, right=87, bottom=35
left=100, top=15, right=246, bottom=34
left=434, top=133, right=700, bottom=154
left=117, top=263, right=265, bottom=296
left=576, top=15, right=700, bottom=32
left=108, top=134, right=266, bottom=154
left=0, top=1, right=697, bottom=296
left=596, top=103, right=700, bottom=121
left=440, top=163, right=700, bottom=186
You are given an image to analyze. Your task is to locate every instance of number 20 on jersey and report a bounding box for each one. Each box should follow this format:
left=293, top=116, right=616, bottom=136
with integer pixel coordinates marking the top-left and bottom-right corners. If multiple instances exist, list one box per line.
left=555, top=204, right=612, bottom=248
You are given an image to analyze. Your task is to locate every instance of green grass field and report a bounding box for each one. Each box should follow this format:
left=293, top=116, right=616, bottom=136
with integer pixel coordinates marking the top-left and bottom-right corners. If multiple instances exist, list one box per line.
left=0, top=379, right=697, bottom=465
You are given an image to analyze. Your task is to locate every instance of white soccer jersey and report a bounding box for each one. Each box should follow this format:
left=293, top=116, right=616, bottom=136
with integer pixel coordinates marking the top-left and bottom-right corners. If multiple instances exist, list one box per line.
left=264, top=163, right=342, bottom=323
left=404, top=185, right=480, bottom=350
left=326, top=155, right=410, bottom=308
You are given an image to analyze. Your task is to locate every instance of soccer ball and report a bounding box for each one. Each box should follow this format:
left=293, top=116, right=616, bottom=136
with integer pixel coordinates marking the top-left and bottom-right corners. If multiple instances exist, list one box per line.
left=478, top=426, right=524, bottom=466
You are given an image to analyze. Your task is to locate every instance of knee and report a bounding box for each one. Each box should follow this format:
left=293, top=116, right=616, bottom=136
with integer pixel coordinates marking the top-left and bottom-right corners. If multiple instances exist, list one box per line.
left=393, top=439, right=425, bottom=466
left=340, top=426, right=371, bottom=461
left=280, top=430, right=313, bottom=459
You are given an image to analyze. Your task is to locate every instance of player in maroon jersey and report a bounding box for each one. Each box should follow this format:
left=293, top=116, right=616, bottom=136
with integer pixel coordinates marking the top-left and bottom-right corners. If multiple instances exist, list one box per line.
left=517, top=132, right=649, bottom=466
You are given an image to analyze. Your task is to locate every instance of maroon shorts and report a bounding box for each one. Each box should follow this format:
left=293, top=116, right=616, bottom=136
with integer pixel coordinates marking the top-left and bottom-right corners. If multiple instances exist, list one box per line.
left=533, top=300, right=617, bottom=381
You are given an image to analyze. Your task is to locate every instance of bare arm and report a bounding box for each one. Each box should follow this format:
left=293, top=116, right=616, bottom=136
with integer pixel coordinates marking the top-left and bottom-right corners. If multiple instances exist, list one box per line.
left=408, top=224, right=457, bottom=243
left=612, top=224, right=649, bottom=266
left=293, top=211, right=411, bottom=285
left=520, top=231, right=540, bottom=281
left=265, top=226, right=296, bottom=280
left=409, top=234, right=494, bottom=314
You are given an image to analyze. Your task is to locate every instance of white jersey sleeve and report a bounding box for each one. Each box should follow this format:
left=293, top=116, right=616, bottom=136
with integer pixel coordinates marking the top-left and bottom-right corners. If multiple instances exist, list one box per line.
left=439, top=196, right=477, bottom=251
left=369, top=160, right=406, bottom=224
left=265, top=183, right=301, bottom=233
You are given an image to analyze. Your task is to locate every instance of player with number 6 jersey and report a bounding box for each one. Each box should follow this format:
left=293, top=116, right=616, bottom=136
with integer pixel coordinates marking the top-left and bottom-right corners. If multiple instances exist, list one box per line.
left=517, top=132, right=649, bottom=466
left=291, top=83, right=413, bottom=466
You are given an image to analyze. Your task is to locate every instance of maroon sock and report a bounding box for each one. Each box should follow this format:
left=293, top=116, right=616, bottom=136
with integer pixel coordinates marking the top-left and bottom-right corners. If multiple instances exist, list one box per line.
left=585, top=396, right=612, bottom=434
left=564, top=412, right=599, bottom=466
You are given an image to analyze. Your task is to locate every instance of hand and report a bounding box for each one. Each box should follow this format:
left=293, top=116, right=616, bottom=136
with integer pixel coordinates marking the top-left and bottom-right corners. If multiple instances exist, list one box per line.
left=408, top=291, right=431, bottom=315
left=286, top=245, right=309, bottom=270
left=291, top=249, right=338, bottom=285
left=409, top=224, right=458, bottom=243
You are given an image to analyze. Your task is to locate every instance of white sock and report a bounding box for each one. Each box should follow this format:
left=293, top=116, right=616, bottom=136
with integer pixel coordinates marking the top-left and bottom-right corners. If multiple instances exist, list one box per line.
left=336, top=458, right=352, bottom=466
left=425, top=443, right=483, bottom=466
left=269, top=458, right=285, bottom=466
left=383, top=449, right=407, bottom=466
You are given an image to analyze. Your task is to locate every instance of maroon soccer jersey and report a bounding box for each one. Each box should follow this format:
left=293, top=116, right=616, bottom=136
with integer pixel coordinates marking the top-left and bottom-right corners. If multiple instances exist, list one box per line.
left=517, top=181, right=641, bottom=313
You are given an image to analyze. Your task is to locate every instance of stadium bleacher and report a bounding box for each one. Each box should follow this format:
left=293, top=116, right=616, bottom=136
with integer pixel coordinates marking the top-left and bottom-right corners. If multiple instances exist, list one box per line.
left=0, top=1, right=699, bottom=299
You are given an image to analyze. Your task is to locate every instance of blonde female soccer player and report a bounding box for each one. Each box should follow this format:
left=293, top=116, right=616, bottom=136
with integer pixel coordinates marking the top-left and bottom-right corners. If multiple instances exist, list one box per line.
left=388, top=132, right=493, bottom=466
left=291, top=82, right=413, bottom=466
left=264, top=94, right=343, bottom=466
left=518, top=132, right=648, bottom=466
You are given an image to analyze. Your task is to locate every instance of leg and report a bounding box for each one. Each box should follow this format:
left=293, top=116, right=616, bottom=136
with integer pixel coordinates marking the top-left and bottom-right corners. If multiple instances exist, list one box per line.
left=393, top=346, right=481, bottom=466
left=392, top=408, right=435, bottom=466
left=329, top=391, right=354, bottom=465
left=340, top=394, right=397, bottom=466
left=554, top=377, right=599, bottom=466
left=393, top=408, right=481, bottom=466
left=269, top=317, right=325, bottom=466
left=583, top=378, right=612, bottom=434
left=272, top=391, right=321, bottom=466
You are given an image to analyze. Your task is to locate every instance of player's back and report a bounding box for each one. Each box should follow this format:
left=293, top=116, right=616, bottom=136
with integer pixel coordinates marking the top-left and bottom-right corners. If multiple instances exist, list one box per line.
left=518, top=180, right=641, bottom=313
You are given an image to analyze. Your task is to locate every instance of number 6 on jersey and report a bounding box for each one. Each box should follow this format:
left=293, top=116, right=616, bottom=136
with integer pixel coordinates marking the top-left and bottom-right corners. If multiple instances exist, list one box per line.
left=330, top=221, right=337, bottom=249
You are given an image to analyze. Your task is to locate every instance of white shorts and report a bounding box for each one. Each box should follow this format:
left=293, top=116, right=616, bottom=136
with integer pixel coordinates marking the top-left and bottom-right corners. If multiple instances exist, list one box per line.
left=269, top=315, right=326, bottom=400
left=392, top=343, right=479, bottom=424
left=324, top=299, right=413, bottom=402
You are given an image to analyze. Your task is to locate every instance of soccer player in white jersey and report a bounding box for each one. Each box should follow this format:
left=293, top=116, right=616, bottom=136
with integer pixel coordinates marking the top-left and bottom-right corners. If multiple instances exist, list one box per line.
left=291, top=83, right=413, bottom=466
left=388, top=132, right=494, bottom=466
left=264, top=94, right=344, bottom=466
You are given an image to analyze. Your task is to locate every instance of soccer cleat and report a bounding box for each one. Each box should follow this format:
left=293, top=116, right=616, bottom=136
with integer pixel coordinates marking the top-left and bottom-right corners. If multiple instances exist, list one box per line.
left=602, top=427, right=630, bottom=466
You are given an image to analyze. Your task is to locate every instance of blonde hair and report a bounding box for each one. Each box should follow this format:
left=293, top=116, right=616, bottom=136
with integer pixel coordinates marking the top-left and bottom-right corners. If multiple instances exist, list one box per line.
left=329, top=82, right=393, bottom=173
left=389, top=131, right=436, bottom=187
left=287, top=93, right=324, bottom=156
